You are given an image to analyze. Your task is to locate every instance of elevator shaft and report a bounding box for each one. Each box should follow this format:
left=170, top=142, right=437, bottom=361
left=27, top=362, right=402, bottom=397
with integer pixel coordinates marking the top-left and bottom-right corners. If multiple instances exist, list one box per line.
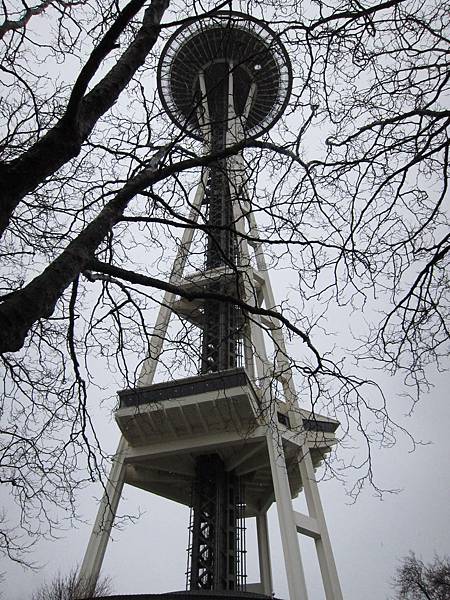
left=200, top=62, right=241, bottom=375
left=189, top=63, right=245, bottom=591
left=188, top=455, right=244, bottom=591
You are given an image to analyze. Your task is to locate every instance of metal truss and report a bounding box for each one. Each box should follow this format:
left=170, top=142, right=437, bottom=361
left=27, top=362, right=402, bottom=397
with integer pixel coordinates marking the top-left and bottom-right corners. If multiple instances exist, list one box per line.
left=187, top=455, right=246, bottom=591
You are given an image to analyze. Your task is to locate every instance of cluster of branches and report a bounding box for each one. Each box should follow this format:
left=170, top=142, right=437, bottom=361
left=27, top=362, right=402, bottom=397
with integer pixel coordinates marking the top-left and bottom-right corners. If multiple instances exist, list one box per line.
left=31, top=568, right=112, bottom=600
left=391, top=553, right=450, bottom=600
left=0, top=0, right=448, bottom=566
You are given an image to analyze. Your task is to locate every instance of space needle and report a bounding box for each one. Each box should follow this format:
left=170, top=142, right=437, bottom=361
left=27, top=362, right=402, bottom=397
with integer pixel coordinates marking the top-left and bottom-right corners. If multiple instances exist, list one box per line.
left=79, top=11, right=343, bottom=600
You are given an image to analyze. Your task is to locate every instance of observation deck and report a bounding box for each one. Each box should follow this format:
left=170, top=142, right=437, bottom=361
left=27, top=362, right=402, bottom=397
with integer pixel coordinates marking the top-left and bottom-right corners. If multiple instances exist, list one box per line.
left=158, top=11, right=292, bottom=140
left=115, top=368, right=339, bottom=517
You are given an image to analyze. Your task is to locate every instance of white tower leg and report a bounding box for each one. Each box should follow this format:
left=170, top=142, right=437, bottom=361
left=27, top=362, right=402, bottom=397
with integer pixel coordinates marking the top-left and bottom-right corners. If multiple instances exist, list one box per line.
left=78, top=437, right=127, bottom=587
left=267, top=432, right=309, bottom=600
left=227, top=118, right=342, bottom=599
left=256, top=511, right=273, bottom=595
left=138, top=170, right=208, bottom=386
left=299, top=446, right=343, bottom=600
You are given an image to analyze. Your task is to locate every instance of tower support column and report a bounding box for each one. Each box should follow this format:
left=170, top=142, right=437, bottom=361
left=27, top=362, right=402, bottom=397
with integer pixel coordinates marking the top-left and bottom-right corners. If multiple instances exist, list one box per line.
left=267, top=432, right=309, bottom=600
left=188, top=454, right=241, bottom=591
left=256, top=511, right=273, bottom=595
left=299, top=446, right=343, bottom=600
left=78, top=437, right=127, bottom=588
left=79, top=171, right=208, bottom=589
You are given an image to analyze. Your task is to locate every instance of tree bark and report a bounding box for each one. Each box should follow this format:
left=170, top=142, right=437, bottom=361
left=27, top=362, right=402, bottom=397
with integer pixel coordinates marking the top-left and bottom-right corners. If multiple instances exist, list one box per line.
left=0, top=150, right=164, bottom=353
left=0, top=0, right=169, bottom=239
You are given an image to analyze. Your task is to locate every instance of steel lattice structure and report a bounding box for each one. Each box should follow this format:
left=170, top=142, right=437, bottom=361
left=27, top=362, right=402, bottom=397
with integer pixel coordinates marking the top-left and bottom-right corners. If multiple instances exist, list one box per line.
left=80, top=11, right=343, bottom=600
left=157, top=13, right=292, bottom=590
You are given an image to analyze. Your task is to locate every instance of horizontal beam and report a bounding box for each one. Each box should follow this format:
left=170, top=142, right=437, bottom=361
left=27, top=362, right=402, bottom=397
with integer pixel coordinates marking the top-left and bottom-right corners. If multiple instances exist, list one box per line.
left=294, top=510, right=321, bottom=539
left=226, top=441, right=265, bottom=471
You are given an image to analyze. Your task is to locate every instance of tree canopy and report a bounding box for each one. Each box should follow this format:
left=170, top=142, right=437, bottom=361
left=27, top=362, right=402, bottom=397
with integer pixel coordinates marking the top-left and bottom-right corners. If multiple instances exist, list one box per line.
left=0, top=0, right=448, bottom=565
left=392, top=554, right=450, bottom=600
left=31, top=568, right=112, bottom=600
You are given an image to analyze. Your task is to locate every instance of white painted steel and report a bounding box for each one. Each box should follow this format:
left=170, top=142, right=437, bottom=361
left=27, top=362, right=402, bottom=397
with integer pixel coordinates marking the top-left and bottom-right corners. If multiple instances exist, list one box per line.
left=256, top=511, right=273, bottom=595
left=124, top=426, right=267, bottom=462
left=299, top=445, right=344, bottom=600
left=226, top=101, right=342, bottom=598
left=78, top=437, right=127, bottom=588
left=79, top=171, right=208, bottom=586
left=266, top=431, right=309, bottom=600
left=138, top=169, right=208, bottom=387
left=294, top=510, right=321, bottom=539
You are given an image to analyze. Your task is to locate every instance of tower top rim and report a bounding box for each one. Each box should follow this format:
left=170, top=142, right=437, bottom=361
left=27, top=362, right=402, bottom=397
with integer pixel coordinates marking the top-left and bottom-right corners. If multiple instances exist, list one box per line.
left=157, top=11, right=292, bottom=140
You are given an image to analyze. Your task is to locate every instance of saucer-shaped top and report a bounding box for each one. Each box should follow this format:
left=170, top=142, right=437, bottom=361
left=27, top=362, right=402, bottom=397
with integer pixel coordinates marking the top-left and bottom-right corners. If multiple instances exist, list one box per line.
left=157, top=11, right=292, bottom=140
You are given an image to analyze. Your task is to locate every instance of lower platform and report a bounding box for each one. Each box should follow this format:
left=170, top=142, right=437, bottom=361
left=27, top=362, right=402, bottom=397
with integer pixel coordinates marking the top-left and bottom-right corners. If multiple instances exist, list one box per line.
left=115, top=367, right=339, bottom=516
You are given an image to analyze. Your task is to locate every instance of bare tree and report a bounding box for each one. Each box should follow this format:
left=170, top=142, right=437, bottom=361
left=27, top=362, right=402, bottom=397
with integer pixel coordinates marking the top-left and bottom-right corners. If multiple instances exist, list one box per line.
left=392, top=554, right=450, bottom=600
left=0, top=0, right=448, bottom=566
left=31, top=568, right=112, bottom=600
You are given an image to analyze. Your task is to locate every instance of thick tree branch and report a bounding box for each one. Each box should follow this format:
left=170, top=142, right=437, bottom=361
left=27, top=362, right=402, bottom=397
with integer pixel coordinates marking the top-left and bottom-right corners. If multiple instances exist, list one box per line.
left=0, top=141, right=253, bottom=352
left=84, top=258, right=324, bottom=370
left=0, top=0, right=169, bottom=239
left=64, top=0, right=149, bottom=122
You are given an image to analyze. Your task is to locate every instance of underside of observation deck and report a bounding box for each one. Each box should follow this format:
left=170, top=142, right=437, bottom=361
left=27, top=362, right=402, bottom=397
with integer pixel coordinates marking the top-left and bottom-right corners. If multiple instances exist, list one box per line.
left=115, top=367, right=339, bottom=518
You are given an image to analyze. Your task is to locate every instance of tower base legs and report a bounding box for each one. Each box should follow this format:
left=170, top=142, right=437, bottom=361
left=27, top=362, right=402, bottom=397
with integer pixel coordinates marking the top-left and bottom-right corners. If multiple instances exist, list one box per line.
left=256, top=511, right=273, bottom=595
left=267, top=432, right=309, bottom=600
left=78, top=431, right=343, bottom=600
left=265, top=434, right=343, bottom=600
left=79, top=438, right=127, bottom=589
left=298, top=446, right=343, bottom=600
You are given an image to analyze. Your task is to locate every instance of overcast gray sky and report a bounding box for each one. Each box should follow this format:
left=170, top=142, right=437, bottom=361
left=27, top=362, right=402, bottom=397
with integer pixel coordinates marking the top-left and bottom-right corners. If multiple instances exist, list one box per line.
left=1, top=2, right=449, bottom=599
left=3, top=322, right=449, bottom=600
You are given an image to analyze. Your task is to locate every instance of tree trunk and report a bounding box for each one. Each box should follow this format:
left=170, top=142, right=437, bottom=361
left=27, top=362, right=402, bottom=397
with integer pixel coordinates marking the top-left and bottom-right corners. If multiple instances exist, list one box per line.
left=0, top=0, right=169, bottom=239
